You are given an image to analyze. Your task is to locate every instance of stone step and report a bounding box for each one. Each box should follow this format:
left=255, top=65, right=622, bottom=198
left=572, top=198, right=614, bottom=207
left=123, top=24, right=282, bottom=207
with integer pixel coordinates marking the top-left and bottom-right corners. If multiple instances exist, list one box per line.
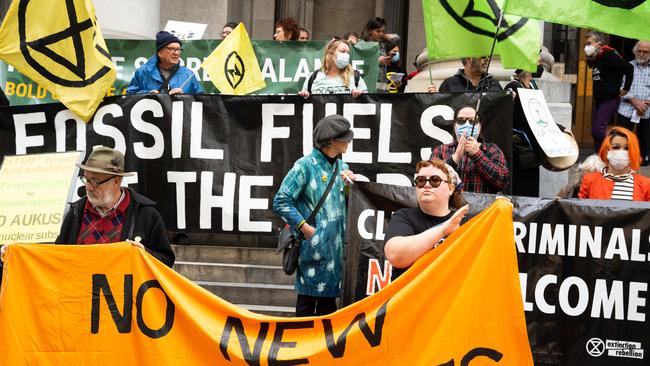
left=196, top=280, right=297, bottom=308
left=240, top=304, right=295, bottom=318
left=174, top=261, right=294, bottom=286
left=173, top=245, right=281, bottom=266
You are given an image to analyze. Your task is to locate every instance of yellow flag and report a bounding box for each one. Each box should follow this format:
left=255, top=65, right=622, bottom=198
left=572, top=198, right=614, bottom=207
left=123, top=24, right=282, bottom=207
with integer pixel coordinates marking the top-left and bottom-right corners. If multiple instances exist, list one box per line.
left=0, top=0, right=115, bottom=121
left=0, top=199, right=533, bottom=365
left=202, top=23, right=266, bottom=95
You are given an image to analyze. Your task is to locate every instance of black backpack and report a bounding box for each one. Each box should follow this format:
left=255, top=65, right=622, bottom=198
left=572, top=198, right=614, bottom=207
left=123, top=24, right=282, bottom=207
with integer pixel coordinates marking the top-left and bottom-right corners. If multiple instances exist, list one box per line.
left=307, top=69, right=361, bottom=92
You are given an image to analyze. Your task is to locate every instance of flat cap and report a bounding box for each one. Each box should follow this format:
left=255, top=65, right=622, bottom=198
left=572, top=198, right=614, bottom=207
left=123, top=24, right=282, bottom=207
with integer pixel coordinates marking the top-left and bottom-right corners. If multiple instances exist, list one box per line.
left=313, top=114, right=354, bottom=148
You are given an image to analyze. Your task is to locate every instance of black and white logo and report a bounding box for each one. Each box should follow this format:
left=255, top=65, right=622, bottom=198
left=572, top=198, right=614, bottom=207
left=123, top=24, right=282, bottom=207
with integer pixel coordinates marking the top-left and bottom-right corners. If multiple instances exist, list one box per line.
left=586, top=338, right=605, bottom=357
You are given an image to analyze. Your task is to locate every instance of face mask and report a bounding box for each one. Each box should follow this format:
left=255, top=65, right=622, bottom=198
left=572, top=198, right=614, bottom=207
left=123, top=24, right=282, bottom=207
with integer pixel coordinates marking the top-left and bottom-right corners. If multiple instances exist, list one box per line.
left=391, top=52, right=400, bottom=63
left=584, top=45, right=597, bottom=57
left=455, top=122, right=479, bottom=140
left=607, top=149, right=630, bottom=171
left=334, top=52, right=350, bottom=69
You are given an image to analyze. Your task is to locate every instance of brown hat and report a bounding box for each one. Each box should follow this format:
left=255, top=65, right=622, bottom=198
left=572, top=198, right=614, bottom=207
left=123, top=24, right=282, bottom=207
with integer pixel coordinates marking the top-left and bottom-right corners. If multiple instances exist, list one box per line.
left=76, top=147, right=135, bottom=176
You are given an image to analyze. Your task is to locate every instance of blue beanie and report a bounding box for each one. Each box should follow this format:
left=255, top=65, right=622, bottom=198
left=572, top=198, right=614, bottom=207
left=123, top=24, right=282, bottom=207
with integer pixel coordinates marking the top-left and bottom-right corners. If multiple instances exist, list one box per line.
left=156, top=31, right=181, bottom=51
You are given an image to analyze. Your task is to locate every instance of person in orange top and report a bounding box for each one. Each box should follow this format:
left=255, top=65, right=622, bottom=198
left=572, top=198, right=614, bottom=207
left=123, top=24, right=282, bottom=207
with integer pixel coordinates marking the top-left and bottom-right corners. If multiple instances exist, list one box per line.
left=579, top=127, right=650, bottom=201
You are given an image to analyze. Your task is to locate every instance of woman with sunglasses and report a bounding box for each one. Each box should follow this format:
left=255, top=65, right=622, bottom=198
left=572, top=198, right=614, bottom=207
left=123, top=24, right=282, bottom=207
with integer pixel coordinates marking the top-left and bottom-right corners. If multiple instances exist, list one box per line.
left=431, top=105, right=509, bottom=193
left=579, top=127, right=650, bottom=200
left=384, top=159, right=469, bottom=278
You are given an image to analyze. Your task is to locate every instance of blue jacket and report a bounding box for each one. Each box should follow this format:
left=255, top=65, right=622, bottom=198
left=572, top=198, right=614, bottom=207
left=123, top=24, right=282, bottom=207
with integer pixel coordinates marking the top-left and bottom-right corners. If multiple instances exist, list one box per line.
left=126, top=55, right=204, bottom=94
left=273, top=148, right=349, bottom=297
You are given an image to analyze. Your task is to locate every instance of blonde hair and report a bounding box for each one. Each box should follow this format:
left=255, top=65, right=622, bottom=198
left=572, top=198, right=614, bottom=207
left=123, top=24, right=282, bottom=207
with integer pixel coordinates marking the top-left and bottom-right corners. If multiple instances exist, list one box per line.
left=321, top=39, right=353, bottom=88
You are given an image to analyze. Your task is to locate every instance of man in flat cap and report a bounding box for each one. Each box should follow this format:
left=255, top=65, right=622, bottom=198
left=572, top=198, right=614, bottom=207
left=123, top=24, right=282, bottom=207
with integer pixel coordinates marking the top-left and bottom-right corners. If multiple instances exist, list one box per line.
left=273, top=114, right=357, bottom=317
left=127, top=31, right=204, bottom=95
left=55, top=147, right=175, bottom=267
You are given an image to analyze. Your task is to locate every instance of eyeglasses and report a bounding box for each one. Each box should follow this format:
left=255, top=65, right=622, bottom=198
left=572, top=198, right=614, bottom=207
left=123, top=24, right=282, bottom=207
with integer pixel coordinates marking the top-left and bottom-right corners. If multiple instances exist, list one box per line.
left=165, top=46, right=183, bottom=54
left=455, top=117, right=478, bottom=125
left=80, top=175, right=115, bottom=188
left=414, top=175, right=448, bottom=188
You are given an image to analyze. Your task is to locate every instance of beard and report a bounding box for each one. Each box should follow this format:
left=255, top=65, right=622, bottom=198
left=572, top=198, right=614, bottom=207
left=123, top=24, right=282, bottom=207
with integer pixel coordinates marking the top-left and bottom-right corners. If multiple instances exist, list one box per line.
left=87, top=189, right=118, bottom=210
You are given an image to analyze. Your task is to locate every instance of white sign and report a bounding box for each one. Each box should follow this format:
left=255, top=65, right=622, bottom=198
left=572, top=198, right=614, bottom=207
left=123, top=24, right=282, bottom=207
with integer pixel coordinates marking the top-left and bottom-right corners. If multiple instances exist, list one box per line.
left=164, top=20, right=207, bottom=40
left=518, top=88, right=578, bottom=158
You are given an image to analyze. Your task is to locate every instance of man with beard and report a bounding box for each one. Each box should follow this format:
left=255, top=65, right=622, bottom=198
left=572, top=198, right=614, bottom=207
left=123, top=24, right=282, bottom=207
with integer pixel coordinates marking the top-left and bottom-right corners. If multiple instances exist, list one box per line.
left=617, top=40, right=650, bottom=166
left=439, top=56, right=502, bottom=92
left=55, top=147, right=175, bottom=267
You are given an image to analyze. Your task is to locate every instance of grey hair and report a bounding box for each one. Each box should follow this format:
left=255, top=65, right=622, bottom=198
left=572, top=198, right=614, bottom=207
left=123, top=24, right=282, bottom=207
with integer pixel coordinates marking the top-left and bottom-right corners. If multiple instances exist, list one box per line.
left=586, top=31, right=606, bottom=44
left=633, top=40, right=650, bottom=54
left=578, top=154, right=606, bottom=174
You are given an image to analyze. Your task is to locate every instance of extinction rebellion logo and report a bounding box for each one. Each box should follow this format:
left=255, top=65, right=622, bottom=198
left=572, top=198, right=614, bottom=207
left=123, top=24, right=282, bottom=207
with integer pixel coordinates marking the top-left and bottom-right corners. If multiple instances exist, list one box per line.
left=586, top=338, right=645, bottom=360
left=439, top=0, right=528, bottom=40
left=18, top=0, right=113, bottom=87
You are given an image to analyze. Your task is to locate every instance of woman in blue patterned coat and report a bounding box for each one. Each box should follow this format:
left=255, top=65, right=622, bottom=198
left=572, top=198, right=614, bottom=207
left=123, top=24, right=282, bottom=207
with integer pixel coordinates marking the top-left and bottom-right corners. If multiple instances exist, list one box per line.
left=273, top=114, right=357, bottom=317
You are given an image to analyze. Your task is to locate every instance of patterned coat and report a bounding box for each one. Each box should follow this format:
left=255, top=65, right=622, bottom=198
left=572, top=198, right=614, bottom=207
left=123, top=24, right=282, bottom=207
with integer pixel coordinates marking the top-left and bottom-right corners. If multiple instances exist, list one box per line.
left=273, top=148, right=349, bottom=297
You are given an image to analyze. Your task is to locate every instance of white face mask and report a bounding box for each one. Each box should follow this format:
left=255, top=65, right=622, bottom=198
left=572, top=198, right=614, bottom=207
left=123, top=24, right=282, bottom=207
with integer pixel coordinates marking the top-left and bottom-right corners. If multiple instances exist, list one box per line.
left=334, top=52, right=350, bottom=69
left=584, top=45, right=597, bottom=57
left=607, top=149, right=630, bottom=171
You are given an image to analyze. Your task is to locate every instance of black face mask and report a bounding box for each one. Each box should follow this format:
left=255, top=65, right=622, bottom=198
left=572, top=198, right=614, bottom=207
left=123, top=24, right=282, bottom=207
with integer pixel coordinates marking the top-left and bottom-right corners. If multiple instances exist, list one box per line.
left=531, top=64, right=544, bottom=78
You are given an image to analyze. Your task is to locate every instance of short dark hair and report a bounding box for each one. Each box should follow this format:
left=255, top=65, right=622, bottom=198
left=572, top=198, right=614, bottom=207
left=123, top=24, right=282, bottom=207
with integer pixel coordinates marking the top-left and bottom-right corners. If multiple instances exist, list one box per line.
left=275, top=18, right=300, bottom=40
left=343, top=31, right=359, bottom=40
left=223, top=22, right=238, bottom=30
left=361, top=17, right=386, bottom=41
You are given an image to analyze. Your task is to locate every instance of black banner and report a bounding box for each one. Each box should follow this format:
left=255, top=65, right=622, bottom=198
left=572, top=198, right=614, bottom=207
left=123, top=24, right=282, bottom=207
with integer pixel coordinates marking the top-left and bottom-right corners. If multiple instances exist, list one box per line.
left=344, top=182, right=650, bottom=366
left=0, top=93, right=511, bottom=245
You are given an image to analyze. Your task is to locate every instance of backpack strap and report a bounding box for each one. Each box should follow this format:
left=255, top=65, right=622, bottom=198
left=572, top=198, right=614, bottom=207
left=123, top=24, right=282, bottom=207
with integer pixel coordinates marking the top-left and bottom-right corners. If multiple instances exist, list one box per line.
left=307, top=70, right=320, bottom=93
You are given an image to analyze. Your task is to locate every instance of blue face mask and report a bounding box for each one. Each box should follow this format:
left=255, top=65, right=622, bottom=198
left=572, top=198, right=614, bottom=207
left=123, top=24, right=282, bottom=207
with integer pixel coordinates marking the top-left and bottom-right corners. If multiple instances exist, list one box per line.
left=335, top=53, right=350, bottom=69
left=455, top=122, right=479, bottom=140
left=391, top=51, right=400, bottom=63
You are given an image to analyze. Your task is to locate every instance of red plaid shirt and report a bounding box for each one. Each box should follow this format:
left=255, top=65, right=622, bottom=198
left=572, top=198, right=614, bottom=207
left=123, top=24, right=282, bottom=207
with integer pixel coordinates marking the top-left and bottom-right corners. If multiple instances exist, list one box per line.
left=431, top=142, right=510, bottom=193
left=77, top=189, right=131, bottom=244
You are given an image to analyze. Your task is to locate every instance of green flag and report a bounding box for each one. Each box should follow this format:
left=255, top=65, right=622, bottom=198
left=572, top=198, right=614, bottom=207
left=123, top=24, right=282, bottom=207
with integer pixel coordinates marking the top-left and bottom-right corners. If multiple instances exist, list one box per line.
left=422, top=0, right=540, bottom=71
left=504, top=0, right=650, bottom=41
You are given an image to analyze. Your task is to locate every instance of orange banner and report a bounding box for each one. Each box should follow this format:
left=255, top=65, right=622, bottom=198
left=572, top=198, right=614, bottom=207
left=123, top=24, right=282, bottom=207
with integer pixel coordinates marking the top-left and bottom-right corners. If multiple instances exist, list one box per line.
left=0, top=198, right=532, bottom=365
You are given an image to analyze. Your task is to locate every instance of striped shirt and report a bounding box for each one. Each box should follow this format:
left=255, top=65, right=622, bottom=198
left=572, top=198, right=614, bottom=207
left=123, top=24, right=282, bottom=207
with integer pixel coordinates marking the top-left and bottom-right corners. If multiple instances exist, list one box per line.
left=603, top=170, right=635, bottom=200
left=619, top=59, right=650, bottom=119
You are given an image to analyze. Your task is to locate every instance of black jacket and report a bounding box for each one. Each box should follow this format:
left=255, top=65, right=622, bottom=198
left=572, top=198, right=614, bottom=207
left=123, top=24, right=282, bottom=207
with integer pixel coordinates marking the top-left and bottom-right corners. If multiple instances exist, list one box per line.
left=55, top=188, right=175, bottom=267
left=439, top=69, right=503, bottom=93
left=0, top=87, right=9, bottom=106
left=587, top=47, right=634, bottom=104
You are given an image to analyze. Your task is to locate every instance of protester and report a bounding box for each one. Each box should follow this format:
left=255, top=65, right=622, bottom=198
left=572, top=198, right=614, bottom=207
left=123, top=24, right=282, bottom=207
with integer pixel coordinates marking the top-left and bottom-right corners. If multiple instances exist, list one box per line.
left=584, top=31, right=634, bottom=153
left=506, top=67, right=573, bottom=197
left=220, top=22, right=238, bottom=39
left=343, top=31, right=359, bottom=45
left=273, top=114, right=357, bottom=317
left=0, top=86, right=9, bottom=106
left=274, top=18, right=299, bottom=41
left=556, top=154, right=605, bottom=198
left=439, top=57, right=502, bottom=92
left=384, top=34, right=407, bottom=93
left=579, top=127, right=650, bottom=201
left=384, top=159, right=469, bottom=278
left=430, top=105, right=509, bottom=193
left=616, top=40, right=650, bottom=166
left=0, top=147, right=175, bottom=271
left=298, top=27, right=310, bottom=41
left=298, top=39, right=367, bottom=97
left=361, top=17, right=392, bottom=90
left=126, top=31, right=203, bottom=95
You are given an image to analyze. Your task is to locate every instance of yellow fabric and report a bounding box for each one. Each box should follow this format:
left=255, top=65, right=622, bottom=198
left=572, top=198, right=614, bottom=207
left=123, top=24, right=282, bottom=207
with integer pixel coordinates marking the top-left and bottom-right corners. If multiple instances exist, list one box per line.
left=202, top=23, right=266, bottom=95
left=0, top=198, right=532, bottom=365
left=0, top=0, right=115, bottom=121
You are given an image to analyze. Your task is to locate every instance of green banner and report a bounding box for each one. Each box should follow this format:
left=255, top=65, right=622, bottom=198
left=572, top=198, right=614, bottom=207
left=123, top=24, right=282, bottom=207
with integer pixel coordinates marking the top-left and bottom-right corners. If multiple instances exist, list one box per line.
left=0, top=39, right=378, bottom=105
left=422, top=0, right=540, bottom=71
left=504, top=0, right=650, bottom=41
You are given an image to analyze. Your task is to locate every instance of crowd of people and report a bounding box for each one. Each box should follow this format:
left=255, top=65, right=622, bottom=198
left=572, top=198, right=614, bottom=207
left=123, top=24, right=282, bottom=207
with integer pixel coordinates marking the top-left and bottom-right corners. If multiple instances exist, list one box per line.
left=1, top=16, right=650, bottom=319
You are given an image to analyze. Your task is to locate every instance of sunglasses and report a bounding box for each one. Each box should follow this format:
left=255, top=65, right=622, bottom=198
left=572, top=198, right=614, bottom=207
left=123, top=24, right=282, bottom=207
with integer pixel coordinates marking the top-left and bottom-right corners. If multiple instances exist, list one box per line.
left=414, top=175, right=449, bottom=188
left=454, top=117, right=478, bottom=125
